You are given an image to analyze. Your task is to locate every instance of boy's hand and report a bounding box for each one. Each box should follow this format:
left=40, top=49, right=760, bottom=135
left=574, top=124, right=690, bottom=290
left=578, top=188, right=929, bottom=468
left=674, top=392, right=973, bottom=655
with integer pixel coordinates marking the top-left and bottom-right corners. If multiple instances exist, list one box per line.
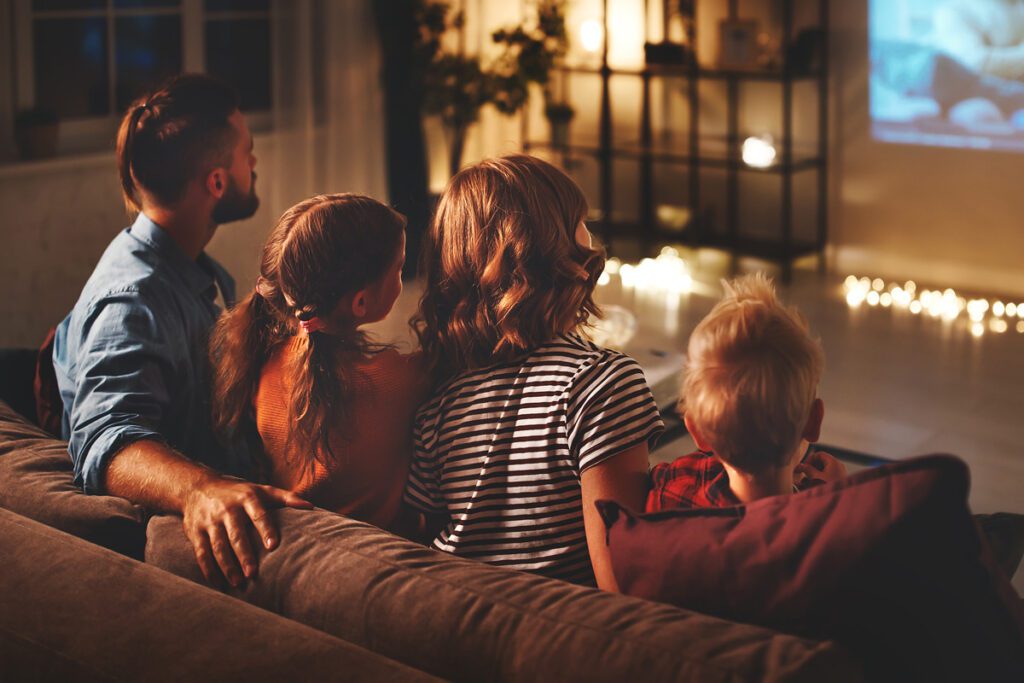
left=795, top=450, right=847, bottom=485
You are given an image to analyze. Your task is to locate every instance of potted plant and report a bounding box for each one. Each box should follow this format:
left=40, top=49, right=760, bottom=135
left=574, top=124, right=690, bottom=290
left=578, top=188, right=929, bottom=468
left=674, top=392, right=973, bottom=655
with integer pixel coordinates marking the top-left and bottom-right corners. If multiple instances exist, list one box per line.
left=414, top=1, right=569, bottom=176
left=544, top=101, right=575, bottom=147
left=14, top=107, right=59, bottom=161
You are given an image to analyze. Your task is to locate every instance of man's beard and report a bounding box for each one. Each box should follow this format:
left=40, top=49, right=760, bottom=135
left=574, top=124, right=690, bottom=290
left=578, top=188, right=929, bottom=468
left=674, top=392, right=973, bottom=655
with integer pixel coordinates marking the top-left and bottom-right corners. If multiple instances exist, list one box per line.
left=212, top=173, right=259, bottom=224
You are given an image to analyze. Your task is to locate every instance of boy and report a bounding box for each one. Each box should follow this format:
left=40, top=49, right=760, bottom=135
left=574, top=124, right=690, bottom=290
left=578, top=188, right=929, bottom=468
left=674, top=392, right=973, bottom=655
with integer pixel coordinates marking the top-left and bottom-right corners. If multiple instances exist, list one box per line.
left=647, top=273, right=846, bottom=511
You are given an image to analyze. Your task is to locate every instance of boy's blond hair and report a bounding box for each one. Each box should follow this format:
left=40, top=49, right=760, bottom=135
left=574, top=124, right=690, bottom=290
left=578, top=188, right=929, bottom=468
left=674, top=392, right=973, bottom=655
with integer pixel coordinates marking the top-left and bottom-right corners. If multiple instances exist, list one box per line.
left=680, top=273, right=824, bottom=472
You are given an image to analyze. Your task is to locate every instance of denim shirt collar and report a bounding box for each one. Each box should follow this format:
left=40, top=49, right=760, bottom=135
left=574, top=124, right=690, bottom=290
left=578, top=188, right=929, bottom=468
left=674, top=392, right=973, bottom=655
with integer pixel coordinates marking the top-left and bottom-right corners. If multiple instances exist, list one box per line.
left=128, top=212, right=236, bottom=306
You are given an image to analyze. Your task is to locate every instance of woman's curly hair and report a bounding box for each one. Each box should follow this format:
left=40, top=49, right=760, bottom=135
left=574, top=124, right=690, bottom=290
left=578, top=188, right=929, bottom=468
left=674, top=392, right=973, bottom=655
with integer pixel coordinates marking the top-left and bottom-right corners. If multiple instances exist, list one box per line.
left=413, top=154, right=605, bottom=378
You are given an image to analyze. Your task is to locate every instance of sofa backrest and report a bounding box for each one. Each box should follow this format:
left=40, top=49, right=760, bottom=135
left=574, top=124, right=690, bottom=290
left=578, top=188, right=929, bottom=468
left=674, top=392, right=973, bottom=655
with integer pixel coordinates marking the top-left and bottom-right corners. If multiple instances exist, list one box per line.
left=0, top=400, right=146, bottom=557
left=147, top=508, right=864, bottom=683
left=0, top=507, right=440, bottom=682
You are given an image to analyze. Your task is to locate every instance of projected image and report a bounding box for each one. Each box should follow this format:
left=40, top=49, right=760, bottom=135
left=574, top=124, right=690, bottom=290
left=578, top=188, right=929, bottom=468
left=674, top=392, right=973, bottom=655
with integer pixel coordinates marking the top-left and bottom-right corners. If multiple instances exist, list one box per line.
left=870, top=0, right=1024, bottom=151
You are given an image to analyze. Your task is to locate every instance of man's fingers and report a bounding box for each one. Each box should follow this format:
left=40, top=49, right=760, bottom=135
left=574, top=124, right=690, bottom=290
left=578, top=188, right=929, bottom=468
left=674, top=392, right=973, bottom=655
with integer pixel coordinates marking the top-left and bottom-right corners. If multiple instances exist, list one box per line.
left=224, top=509, right=258, bottom=580
left=242, top=494, right=279, bottom=550
left=262, top=485, right=314, bottom=509
left=186, top=525, right=222, bottom=588
left=208, top=525, right=244, bottom=588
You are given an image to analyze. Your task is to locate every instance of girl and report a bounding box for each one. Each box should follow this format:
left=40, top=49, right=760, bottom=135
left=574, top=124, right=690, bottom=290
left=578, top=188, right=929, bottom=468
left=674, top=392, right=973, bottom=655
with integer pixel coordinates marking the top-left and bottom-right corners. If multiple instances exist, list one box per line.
left=406, top=155, right=664, bottom=590
left=210, top=194, right=428, bottom=534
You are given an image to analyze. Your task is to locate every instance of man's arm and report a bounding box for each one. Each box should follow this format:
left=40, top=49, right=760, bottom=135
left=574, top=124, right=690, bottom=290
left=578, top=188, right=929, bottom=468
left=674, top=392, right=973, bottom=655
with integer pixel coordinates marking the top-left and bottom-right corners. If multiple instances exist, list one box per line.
left=63, top=294, right=310, bottom=587
left=105, top=440, right=312, bottom=587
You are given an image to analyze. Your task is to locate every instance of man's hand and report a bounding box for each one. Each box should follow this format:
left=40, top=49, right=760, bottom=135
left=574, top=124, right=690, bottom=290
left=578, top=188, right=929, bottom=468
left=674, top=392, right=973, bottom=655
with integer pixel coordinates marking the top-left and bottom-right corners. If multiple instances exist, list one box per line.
left=104, top=439, right=313, bottom=588
left=182, top=476, right=313, bottom=587
left=795, top=450, right=847, bottom=486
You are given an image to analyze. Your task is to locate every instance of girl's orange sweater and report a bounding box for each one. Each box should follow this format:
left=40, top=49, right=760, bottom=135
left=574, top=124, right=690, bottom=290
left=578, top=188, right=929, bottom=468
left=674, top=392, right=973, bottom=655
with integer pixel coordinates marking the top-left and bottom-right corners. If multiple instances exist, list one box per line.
left=254, top=342, right=429, bottom=532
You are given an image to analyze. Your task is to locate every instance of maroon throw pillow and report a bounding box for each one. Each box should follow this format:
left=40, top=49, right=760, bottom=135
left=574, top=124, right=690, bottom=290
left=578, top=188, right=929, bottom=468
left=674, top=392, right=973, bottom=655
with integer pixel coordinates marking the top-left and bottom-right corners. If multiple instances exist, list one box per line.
left=598, top=455, right=1024, bottom=683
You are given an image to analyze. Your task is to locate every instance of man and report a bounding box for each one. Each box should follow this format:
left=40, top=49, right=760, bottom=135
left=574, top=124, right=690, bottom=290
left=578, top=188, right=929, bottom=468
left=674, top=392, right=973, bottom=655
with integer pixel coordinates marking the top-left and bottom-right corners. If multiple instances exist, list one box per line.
left=54, top=74, right=311, bottom=588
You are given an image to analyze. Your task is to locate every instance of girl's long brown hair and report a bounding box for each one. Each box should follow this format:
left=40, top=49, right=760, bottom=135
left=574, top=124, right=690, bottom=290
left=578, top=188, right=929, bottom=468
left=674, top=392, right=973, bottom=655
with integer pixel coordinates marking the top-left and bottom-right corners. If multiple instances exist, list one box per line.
left=211, top=194, right=406, bottom=470
left=412, top=154, right=605, bottom=379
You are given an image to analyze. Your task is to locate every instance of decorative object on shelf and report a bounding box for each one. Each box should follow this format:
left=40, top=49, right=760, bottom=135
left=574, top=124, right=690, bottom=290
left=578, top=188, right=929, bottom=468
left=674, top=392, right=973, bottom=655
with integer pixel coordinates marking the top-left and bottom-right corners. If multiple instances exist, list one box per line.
left=756, top=31, right=782, bottom=70
left=788, top=28, right=825, bottom=75
left=415, top=0, right=568, bottom=177
left=14, top=107, right=59, bottom=161
left=544, top=101, right=575, bottom=147
left=644, top=41, right=694, bottom=66
left=718, top=19, right=760, bottom=70
left=656, top=205, right=693, bottom=233
left=741, top=134, right=777, bottom=168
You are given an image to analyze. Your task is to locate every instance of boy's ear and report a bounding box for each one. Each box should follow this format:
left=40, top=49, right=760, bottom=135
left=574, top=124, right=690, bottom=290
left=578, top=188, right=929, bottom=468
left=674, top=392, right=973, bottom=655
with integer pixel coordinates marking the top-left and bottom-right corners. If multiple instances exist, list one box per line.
left=802, top=398, right=824, bottom=443
left=206, top=168, right=227, bottom=199
left=683, top=414, right=712, bottom=452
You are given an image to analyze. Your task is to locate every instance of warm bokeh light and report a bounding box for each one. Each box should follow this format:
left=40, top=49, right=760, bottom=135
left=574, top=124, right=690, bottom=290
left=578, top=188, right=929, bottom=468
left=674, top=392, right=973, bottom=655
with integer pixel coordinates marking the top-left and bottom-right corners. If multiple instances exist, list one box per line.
left=604, top=247, right=692, bottom=299
left=741, top=135, right=776, bottom=169
left=843, top=274, right=1022, bottom=338
left=580, top=19, right=603, bottom=54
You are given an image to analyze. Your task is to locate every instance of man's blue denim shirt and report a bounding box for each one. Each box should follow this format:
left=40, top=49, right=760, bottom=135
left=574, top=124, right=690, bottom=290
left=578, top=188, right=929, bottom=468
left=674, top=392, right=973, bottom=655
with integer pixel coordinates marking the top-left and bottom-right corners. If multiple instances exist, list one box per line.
left=54, top=213, right=253, bottom=494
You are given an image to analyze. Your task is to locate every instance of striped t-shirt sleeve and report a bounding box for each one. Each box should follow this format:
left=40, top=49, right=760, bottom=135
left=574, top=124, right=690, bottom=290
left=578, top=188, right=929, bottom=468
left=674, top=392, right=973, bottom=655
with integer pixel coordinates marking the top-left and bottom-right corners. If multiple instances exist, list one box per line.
left=566, top=351, right=665, bottom=472
left=404, top=402, right=446, bottom=513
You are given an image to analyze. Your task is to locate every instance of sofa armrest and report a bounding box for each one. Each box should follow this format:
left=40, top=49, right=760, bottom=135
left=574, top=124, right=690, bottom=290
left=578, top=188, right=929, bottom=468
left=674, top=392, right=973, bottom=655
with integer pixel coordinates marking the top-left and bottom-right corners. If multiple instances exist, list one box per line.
left=0, top=508, right=438, bottom=682
left=0, top=400, right=146, bottom=558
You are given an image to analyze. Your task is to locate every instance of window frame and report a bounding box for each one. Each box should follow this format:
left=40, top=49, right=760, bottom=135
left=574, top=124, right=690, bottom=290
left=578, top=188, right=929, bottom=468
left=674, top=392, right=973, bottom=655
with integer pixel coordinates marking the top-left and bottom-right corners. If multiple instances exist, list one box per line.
left=10, top=0, right=271, bottom=157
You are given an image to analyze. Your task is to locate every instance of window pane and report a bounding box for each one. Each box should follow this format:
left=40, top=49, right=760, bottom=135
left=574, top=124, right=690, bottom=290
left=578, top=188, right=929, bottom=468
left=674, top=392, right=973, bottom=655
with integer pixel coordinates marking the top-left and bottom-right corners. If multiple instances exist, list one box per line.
left=205, top=19, right=271, bottom=110
left=115, top=16, right=183, bottom=111
left=114, top=0, right=181, bottom=8
left=33, top=1, right=105, bottom=10
left=33, top=18, right=109, bottom=119
left=205, top=0, right=269, bottom=10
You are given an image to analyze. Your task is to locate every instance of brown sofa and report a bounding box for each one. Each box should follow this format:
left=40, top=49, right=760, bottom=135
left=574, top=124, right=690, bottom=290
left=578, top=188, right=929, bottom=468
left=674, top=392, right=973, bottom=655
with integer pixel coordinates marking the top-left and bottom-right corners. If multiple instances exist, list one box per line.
left=0, top=399, right=864, bottom=682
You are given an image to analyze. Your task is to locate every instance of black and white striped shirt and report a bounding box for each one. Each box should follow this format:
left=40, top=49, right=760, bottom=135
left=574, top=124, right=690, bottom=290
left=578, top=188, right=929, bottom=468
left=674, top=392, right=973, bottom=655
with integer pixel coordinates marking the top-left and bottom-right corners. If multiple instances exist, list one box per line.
left=405, top=334, right=664, bottom=585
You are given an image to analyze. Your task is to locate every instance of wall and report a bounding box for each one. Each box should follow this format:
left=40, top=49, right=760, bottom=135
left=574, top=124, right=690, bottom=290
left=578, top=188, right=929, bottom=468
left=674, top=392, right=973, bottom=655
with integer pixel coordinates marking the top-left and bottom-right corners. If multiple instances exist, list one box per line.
left=829, top=1, right=1024, bottom=297
left=0, top=133, right=280, bottom=347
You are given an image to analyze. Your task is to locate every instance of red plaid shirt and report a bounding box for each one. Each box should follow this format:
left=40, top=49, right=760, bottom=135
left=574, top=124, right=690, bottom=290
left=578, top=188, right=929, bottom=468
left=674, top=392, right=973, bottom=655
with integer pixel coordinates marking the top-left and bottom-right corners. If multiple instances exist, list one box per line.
left=646, top=451, right=739, bottom=511
left=647, top=450, right=824, bottom=512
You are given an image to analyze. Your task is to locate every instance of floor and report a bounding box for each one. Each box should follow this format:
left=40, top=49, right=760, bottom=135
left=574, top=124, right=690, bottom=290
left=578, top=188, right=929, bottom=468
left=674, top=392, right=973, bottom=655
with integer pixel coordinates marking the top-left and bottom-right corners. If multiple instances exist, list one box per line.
left=370, top=249, right=1024, bottom=594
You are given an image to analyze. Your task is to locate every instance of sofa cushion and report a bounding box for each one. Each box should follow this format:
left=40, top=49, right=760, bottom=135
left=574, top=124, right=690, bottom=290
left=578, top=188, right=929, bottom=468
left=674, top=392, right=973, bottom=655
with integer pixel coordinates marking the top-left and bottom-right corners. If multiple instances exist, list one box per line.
left=0, top=508, right=438, bottom=682
left=147, top=507, right=864, bottom=683
left=599, top=455, right=1024, bottom=683
left=0, top=400, right=146, bottom=558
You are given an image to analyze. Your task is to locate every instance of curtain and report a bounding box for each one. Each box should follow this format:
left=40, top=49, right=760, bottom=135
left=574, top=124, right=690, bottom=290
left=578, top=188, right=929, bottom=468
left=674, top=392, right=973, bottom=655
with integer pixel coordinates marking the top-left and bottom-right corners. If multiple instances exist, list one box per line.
left=269, top=0, right=388, bottom=218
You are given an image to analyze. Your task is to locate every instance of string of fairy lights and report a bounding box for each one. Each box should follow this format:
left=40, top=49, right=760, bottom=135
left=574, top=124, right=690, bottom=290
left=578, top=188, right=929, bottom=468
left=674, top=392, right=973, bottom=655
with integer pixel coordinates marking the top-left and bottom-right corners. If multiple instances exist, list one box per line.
left=596, top=251, right=1023, bottom=339
left=843, top=276, right=1024, bottom=338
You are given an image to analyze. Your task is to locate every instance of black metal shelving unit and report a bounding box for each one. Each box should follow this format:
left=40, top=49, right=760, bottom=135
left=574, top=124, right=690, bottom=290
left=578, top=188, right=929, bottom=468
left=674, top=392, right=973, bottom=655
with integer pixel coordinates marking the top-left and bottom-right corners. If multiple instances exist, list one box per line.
left=522, top=0, right=829, bottom=282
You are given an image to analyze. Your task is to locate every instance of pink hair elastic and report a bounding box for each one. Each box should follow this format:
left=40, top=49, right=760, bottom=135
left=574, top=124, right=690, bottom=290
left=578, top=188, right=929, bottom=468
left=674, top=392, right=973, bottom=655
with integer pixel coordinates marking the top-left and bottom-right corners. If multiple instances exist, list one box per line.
left=298, top=317, right=327, bottom=335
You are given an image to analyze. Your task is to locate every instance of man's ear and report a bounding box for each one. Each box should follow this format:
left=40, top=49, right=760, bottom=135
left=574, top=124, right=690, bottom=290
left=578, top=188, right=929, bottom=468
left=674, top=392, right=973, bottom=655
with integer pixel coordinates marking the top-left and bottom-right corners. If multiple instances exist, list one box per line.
left=683, top=413, right=713, bottom=452
left=206, top=168, right=227, bottom=199
left=802, top=398, right=824, bottom=443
